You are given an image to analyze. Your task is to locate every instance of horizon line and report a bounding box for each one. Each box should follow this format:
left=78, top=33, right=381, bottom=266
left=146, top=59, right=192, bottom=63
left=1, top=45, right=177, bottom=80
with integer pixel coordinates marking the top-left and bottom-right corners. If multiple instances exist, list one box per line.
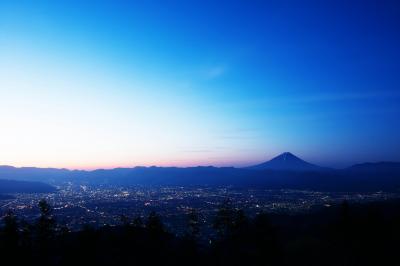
left=0, top=160, right=397, bottom=172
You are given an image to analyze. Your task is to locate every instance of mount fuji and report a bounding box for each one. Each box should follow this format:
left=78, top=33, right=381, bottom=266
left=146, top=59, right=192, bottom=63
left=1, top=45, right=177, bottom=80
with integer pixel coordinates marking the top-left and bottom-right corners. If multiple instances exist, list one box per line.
left=247, top=152, right=324, bottom=171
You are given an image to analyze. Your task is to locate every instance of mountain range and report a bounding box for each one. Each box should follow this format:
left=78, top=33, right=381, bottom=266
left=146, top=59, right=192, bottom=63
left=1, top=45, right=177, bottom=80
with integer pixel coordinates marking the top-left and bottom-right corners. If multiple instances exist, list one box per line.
left=1, top=152, right=400, bottom=192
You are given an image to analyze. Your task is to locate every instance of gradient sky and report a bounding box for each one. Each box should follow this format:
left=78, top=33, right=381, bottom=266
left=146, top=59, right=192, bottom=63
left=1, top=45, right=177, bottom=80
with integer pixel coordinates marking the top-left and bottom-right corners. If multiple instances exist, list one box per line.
left=1, top=0, right=400, bottom=169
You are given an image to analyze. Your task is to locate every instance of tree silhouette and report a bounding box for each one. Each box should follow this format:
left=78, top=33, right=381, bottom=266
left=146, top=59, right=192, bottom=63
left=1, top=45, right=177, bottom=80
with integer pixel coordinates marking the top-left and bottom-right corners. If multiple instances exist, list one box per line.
left=1, top=210, right=19, bottom=263
left=120, top=214, right=130, bottom=226
left=3, top=209, right=18, bottom=246
left=232, top=209, right=249, bottom=234
left=146, top=211, right=164, bottom=233
left=213, top=199, right=235, bottom=239
left=251, top=212, right=281, bottom=265
left=36, top=199, right=56, bottom=248
left=132, top=216, right=144, bottom=228
left=187, top=209, right=200, bottom=240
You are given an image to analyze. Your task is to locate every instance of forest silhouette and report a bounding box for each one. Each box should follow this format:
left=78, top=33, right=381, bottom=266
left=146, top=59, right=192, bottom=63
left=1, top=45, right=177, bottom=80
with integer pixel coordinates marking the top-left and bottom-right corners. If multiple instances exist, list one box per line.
left=1, top=199, right=399, bottom=266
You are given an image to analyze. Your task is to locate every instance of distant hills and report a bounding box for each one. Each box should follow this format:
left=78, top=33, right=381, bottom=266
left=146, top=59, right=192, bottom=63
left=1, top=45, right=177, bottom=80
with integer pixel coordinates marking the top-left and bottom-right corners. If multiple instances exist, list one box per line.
left=0, top=179, right=56, bottom=194
left=0, top=194, right=15, bottom=200
left=347, top=162, right=400, bottom=172
left=1, top=153, right=400, bottom=192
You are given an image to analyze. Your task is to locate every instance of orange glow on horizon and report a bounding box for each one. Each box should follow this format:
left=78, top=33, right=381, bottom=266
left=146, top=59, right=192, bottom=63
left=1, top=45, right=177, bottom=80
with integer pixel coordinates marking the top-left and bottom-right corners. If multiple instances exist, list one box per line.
left=2, top=157, right=263, bottom=171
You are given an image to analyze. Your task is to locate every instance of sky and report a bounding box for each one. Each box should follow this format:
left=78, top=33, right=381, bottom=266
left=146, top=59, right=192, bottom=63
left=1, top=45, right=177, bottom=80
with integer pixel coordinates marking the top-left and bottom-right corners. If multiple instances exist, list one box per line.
left=0, top=0, right=400, bottom=169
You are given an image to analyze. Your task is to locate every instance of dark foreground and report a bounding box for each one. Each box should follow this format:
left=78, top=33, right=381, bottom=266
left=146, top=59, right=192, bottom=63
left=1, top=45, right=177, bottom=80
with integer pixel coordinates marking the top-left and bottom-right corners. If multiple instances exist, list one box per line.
left=1, top=199, right=399, bottom=266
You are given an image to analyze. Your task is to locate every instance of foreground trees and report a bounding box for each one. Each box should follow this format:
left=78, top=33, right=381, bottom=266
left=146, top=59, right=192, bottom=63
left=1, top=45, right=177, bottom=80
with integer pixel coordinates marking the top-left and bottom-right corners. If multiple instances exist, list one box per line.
left=1, top=199, right=400, bottom=266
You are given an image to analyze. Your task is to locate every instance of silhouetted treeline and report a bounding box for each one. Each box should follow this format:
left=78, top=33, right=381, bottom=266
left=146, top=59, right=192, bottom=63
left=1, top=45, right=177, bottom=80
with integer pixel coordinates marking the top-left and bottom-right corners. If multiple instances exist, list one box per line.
left=1, top=199, right=400, bottom=266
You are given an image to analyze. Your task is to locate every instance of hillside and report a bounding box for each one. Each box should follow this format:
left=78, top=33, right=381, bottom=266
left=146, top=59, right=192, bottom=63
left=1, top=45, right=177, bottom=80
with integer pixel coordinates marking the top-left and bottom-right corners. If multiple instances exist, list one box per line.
left=0, top=179, right=56, bottom=193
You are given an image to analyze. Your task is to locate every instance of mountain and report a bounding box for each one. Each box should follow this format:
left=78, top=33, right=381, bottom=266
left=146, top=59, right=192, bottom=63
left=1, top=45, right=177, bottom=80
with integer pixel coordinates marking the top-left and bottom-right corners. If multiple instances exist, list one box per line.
left=347, top=162, right=400, bottom=173
left=0, top=194, right=15, bottom=200
left=1, top=159, right=400, bottom=192
left=247, top=152, right=323, bottom=171
left=0, top=179, right=57, bottom=193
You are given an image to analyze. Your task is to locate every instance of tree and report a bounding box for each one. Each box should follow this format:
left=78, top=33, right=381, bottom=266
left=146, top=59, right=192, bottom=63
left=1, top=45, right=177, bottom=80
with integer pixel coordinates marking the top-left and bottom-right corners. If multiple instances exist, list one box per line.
left=146, top=211, right=164, bottom=233
left=252, top=212, right=281, bottom=265
left=213, top=199, right=235, bottom=239
left=2, top=209, right=19, bottom=263
left=232, top=209, right=249, bottom=233
left=120, top=214, right=130, bottom=227
left=187, top=209, right=200, bottom=240
left=2, top=210, right=19, bottom=262
left=3, top=209, right=19, bottom=247
left=36, top=199, right=56, bottom=242
left=133, top=216, right=144, bottom=228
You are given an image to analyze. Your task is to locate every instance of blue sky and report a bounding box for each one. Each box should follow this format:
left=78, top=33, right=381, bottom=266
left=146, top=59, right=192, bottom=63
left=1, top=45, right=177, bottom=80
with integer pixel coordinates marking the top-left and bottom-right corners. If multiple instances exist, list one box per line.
left=0, top=0, right=399, bottom=169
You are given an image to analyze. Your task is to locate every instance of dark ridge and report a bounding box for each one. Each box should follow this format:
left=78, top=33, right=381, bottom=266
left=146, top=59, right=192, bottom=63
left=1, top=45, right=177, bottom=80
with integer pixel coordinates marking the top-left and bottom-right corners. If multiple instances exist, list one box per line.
left=0, top=179, right=56, bottom=193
